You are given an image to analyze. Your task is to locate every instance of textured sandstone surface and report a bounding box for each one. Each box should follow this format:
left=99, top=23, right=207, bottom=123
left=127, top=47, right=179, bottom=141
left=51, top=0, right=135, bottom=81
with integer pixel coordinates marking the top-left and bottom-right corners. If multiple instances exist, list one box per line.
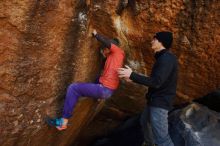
left=0, top=0, right=219, bottom=146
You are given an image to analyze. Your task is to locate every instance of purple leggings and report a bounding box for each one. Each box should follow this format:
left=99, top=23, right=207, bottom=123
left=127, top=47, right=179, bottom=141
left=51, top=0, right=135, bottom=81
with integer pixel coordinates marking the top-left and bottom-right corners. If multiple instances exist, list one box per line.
left=62, top=83, right=114, bottom=118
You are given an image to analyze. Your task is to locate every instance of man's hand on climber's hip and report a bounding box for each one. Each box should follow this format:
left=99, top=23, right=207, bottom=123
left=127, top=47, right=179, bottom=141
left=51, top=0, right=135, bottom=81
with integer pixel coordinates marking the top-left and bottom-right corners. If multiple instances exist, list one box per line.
left=117, top=65, right=132, bottom=79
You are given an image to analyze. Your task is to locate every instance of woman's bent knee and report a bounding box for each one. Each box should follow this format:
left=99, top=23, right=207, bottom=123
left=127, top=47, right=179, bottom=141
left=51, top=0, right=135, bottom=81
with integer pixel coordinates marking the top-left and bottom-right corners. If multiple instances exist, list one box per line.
left=68, top=83, right=78, bottom=91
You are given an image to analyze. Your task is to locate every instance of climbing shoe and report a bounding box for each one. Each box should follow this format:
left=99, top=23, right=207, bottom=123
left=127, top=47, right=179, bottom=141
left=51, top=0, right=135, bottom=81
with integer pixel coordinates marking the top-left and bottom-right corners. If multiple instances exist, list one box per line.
left=46, top=117, right=67, bottom=131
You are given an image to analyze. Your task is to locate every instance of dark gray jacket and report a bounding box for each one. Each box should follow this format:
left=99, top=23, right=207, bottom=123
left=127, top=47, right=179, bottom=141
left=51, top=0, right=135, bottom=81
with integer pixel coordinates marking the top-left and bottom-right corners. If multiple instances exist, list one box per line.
left=130, top=49, right=178, bottom=110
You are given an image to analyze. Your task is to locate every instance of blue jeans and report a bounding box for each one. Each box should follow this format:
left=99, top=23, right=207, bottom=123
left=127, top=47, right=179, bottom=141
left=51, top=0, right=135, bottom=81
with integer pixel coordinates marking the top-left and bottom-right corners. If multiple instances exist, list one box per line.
left=140, top=106, right=174, bottom=146
left=62, top=83, right=114, bottom=118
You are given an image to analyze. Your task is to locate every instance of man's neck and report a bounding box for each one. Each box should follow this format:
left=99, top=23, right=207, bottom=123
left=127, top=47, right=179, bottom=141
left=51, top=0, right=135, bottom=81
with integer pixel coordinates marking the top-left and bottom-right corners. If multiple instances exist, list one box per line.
left=154, top=47, right=166, bottom=53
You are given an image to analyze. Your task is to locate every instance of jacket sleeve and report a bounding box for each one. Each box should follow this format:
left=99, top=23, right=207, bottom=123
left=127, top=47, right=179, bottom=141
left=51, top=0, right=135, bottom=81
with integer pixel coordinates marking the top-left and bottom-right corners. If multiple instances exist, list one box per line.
left=94, top=34, right=111, bottom=49
left=129, top=56, right=174, bottom=88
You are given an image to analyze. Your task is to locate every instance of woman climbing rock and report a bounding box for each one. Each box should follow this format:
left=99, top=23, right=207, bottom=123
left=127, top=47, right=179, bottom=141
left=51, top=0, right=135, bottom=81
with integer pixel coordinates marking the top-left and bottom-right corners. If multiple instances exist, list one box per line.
left=47, top=30, right=125, bottom=131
